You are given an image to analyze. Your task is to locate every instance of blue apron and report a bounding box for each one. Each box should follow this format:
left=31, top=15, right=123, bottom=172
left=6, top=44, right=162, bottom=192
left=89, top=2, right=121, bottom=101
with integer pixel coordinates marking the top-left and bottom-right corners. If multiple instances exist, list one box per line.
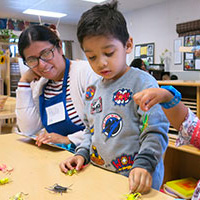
left=39, top=58, right=85, bottom=152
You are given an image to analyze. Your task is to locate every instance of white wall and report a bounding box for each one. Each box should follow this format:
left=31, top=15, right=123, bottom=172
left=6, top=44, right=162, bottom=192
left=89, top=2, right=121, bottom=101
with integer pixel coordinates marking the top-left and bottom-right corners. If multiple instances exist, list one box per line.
left=58, top=24, right=85, bottom=60
left=125, top=0, right=200, bottom=80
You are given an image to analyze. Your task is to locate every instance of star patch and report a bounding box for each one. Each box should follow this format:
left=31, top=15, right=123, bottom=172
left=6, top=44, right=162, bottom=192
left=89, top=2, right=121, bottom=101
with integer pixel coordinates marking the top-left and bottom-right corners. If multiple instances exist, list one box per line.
left=86, top=85, right=96, bottom=100
left=113, top=88, right=132, bottom=106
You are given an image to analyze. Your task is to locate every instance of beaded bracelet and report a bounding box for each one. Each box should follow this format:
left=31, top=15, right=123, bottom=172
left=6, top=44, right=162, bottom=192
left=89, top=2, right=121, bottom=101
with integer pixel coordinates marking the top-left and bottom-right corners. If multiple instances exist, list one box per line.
left=160, top=85, right=182, bottom=109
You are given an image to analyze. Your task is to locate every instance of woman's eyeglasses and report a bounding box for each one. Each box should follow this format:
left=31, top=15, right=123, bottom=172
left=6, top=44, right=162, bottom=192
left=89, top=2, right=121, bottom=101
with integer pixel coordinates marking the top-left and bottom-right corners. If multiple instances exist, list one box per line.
left=24, top=46, right=56, bottom=69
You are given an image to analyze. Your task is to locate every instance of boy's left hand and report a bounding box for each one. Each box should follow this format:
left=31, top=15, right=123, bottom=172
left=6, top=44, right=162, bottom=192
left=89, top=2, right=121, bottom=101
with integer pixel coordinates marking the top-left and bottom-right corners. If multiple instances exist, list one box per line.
left=129, top=167, right=152, bottom=194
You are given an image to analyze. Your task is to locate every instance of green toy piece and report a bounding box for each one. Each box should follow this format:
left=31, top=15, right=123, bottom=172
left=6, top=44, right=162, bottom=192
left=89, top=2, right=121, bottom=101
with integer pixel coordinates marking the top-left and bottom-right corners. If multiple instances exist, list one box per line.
left=125, top=192, right=142, bottom=200
left=9, top=192, right=28, bottom=200
left=0, top=177, right=11, bottom=185
left=141, top=113, right=149, bottom=132
left=66, top=169, right=77, bottom=176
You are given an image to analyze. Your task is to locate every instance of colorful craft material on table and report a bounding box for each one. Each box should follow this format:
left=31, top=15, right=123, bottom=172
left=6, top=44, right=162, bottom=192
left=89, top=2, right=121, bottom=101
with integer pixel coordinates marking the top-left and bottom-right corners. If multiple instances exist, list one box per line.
left=0, top=177, right=11, bottom=185
left=124, top=192, right=142, bottom=200
left=65, top=169, right=77, bottom=176
left=0, top=163, right=13, bottom=174
left=9, top=192, right=28, bottom=200
left=46, top=183, right=72, bottom=194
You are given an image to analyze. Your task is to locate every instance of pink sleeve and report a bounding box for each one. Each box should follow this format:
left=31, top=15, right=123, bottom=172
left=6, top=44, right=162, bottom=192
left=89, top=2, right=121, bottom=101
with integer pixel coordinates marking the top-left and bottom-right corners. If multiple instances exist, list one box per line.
left=176, top=108, right=200, bottom=149
left=192, top=180, right=200, bottom=200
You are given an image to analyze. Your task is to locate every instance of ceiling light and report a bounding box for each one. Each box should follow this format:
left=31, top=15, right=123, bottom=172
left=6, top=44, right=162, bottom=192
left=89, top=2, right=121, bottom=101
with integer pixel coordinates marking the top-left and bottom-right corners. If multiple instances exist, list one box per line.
left=23, top=9, right=67, bottom=18
left=82, top=0, right=107, bottom=3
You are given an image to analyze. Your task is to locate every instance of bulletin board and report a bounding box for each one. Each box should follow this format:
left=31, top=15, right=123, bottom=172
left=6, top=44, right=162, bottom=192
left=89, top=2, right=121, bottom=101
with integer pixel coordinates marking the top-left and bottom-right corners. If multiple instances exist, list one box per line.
left=184, top=35, right=200, bottom=70
left=134, top=43, right=154, bottom=64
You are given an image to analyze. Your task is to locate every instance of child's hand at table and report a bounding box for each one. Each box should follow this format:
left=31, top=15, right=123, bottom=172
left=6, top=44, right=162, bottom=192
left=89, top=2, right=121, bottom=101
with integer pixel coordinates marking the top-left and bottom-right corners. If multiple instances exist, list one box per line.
left=59, top=155, right=85, bottom=173
left=133, top=88, right=173, bottom=111
left=129, top=167, right=152, bottom=194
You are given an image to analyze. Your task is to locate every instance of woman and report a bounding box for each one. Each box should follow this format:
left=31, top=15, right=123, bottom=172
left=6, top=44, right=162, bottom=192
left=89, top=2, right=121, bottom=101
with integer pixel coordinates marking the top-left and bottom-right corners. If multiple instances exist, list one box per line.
left=16, top=25, right=98, bottom=151
left=130, top=58, right=148, bottom=72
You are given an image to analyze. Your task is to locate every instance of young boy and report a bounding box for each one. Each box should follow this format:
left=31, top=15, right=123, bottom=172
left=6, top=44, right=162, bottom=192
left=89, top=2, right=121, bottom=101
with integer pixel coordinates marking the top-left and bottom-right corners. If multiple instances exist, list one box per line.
left=60, top=0, right=169, bottom=194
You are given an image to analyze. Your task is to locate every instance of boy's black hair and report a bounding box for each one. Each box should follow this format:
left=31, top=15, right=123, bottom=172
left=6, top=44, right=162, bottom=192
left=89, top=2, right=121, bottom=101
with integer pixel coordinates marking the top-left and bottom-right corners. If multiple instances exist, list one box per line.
left=18, top=25, right=60, bottom=61
left=77, top=0, right=129, bottom=49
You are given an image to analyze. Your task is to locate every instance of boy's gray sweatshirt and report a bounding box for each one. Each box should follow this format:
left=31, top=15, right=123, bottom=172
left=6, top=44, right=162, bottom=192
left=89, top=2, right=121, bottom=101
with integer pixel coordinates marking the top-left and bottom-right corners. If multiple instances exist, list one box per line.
left=76, top=67, right=169, bottom=190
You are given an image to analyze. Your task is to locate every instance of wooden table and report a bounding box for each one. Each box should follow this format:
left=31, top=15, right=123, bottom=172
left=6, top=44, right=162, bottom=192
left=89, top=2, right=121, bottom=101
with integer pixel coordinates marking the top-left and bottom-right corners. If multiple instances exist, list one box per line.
left=0, top=134, right=174, bottom=200
left=0, top=96, right=16, bottom=134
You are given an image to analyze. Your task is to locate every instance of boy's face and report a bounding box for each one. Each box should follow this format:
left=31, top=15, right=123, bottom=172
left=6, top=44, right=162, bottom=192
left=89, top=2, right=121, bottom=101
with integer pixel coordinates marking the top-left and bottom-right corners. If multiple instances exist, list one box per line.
left=82, top=35, right=133, bottom=81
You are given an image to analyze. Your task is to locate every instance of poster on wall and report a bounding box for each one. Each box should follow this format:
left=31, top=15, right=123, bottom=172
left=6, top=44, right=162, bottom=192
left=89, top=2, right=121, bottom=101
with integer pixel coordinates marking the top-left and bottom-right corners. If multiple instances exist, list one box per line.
left=174, top=39, right=182, bottom=65
left=184, top=35, right=200, bottom=71
left=0, top=18, right=7, bottom=29
left=134, top=43, right=154, bottom=64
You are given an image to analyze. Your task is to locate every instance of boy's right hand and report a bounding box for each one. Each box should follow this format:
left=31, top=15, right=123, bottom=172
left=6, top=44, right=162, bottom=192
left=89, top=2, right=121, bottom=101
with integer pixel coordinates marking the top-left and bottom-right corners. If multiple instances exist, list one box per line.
left=133, top=88, right=173, bottom=111
left=59, top=155, right=85, bottom=173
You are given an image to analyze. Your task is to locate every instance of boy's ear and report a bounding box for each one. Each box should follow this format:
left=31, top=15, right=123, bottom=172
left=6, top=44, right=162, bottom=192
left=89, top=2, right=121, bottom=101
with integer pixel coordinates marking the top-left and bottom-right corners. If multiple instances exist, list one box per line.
left=126, top=37, right=133, bottom=54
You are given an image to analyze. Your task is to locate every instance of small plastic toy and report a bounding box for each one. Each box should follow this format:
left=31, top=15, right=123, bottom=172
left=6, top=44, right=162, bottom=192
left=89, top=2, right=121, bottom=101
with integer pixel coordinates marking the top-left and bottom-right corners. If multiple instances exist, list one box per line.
left=9, top=192, right=28, bottom=200
left=46, top=183, right=72, bottom=194
left=125, top=192, right=142, bottom=200
left=0, top=163, right=13, bottom=174
left=0, top=177, right=11, bottom=185
left=141, top=113, right=149, bottom=132
left=66, top=169, right=77, bottom=176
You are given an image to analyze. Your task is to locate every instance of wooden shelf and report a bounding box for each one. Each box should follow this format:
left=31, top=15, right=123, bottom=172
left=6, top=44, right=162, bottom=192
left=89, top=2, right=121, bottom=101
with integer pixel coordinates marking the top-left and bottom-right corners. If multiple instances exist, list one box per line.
left=157, top=80, right=200, bottom=87
left=0, top=40, right=20, bottom=96
left=168, top=139, right=200, bottom=156
left=158, top=80, right=200, bottom=184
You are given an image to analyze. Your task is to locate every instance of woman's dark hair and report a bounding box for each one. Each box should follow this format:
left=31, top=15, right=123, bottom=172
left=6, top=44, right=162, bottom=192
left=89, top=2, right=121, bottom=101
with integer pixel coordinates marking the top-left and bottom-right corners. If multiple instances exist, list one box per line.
left=170, top=75, right=178, bottom=80
left=77, top=0, right=129, bottom=49
left=130, top=58, right=143, bottom=69
left=18, top=25, right=60, bottom=60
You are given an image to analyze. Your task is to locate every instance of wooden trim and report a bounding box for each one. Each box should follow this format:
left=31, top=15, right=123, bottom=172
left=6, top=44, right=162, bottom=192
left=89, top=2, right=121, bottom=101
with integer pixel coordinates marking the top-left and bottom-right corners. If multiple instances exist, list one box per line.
left=158, top=80, right=200, bottom=87
left=5, top=49, right=10, bottom=96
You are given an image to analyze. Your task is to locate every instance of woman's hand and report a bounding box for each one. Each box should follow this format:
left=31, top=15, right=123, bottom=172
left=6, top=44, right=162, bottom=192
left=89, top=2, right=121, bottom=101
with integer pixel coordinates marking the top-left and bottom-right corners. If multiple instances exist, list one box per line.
left=19, top=69, right=41, bottom=83
left=35, top=131, right=70, bottom=146
left=133, top=88, right=173, bottom=111
left=59, top=155, right=85, bottom=173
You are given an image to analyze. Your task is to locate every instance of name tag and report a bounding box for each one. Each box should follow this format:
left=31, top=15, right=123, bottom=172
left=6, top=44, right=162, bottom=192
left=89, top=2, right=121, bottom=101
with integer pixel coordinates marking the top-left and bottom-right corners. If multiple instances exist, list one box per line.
left=46, top=102, right=65, bottom=125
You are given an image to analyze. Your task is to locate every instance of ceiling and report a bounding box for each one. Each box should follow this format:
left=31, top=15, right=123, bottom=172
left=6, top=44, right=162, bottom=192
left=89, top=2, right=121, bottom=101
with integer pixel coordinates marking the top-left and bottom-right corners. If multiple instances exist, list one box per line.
left=0, top=0, right=168, bottom=26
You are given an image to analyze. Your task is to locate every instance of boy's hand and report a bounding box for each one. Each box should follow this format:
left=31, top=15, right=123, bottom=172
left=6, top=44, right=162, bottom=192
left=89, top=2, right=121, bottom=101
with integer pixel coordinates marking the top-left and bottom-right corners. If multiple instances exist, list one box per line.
left=59, top=155, right=85, bottom=173
left=133, top=88, right=173, bottom=111
left=129, top=167, right=152, bottom=194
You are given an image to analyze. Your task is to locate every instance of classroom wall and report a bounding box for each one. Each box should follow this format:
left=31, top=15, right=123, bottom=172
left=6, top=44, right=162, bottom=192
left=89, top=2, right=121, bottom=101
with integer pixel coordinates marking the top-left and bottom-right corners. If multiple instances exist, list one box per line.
left=125, top=0, right=200, bottom=80
left=58, top=24, right=85, bottom=60
left=54, top=0, right=200, bottom=80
